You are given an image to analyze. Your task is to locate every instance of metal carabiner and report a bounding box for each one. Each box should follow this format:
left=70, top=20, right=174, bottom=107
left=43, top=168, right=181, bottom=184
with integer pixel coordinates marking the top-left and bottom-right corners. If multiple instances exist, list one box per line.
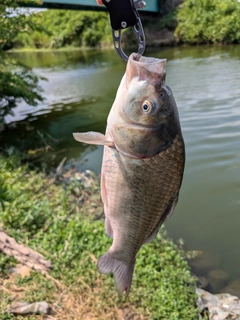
left=102, top=0, right=146, bottom=61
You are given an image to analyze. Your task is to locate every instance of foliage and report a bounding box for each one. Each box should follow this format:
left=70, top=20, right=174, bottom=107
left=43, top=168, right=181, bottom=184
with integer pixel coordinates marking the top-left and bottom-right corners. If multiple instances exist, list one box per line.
left=0, top=0, right=44, bottom=127
left=0, top=155, right=201, bottom=319
left=0, top=0, right=40, bottom=50
left=0, top=57, right=44, bottom=127
left=157, top=0, right=182, bottom=16
left=175, top=0, right=240, bottom=44
left=157, top=10, right=178, bottom=30
left=14, top=9, right=112, bottom=49
left=1, top=130, right=60, bottom=174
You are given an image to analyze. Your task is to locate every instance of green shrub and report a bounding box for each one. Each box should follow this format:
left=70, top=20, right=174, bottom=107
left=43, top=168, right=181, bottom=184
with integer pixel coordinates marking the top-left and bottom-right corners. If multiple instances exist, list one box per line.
left=13, top=10, right=112, bottom=49
left=175, top=0, right=240, bottom=43
left=0, top=0, right=44, bottom=127
left=0, top=56, right=44, bottom=128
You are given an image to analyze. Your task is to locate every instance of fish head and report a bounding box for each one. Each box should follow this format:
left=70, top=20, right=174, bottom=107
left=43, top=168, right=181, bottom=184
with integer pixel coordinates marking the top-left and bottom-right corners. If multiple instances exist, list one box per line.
left=107, top=54, right=181, bottom=159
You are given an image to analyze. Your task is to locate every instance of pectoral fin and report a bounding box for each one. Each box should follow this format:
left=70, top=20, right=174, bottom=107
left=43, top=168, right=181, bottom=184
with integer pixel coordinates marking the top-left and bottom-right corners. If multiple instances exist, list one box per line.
left=73, top=132, right=114, bottom=147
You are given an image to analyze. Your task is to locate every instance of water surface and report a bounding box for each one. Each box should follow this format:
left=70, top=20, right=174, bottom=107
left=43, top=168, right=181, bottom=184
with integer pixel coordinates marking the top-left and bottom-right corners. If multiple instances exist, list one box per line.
left=3, top=46, right=240, bottom=290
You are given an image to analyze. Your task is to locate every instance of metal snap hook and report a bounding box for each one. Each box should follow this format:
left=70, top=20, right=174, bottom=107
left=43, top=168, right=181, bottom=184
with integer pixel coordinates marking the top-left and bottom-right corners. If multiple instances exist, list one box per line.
left=103, top=0, right=146, bottom=61
left=112, top=16, right=146, bottom=61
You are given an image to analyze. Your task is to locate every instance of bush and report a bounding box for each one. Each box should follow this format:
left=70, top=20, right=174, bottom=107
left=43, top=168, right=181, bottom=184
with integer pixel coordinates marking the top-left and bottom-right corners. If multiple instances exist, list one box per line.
left=175, top=0, right=240, bottom=44
left=0, top=56, right=44, bottom=128
left=13, top=10, right=112, bottom=49
left=0, top=0, right=44, bottom=127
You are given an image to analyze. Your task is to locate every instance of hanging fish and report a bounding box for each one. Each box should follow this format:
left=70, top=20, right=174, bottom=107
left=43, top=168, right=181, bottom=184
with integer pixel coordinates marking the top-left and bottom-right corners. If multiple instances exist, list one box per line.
left=73, top=53, right=185, bottom=295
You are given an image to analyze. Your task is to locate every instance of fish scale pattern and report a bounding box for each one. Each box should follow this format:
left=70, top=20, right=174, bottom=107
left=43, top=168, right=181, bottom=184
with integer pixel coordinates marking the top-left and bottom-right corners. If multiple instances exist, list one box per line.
left=101, top=132, right=185, bottom=265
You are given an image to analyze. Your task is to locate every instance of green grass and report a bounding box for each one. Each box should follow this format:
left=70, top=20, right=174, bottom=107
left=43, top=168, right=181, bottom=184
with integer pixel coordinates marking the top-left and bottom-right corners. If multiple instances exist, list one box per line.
left=0, top=155, right=201, bottom=319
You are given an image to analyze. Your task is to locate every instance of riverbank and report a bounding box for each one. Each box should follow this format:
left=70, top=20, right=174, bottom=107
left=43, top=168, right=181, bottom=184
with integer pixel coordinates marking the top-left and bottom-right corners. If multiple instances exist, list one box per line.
left=8, top=46, right=108, bottom=53
left=0, top=154, right=199, bottom=319
left=1, top=157, right=240, bottom=319
left=8, top=28, right=176, bottom=54
left=6, top=0, right=240, bottom=53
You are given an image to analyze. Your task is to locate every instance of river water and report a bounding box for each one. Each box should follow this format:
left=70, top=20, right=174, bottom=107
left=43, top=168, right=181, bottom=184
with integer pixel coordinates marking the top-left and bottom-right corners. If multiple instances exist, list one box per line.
left=4, top=46, right=240, bottom=292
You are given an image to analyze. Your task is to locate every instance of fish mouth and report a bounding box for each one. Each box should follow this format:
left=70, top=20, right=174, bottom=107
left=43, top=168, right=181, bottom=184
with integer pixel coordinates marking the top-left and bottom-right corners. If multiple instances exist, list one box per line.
left=135, top=55, right=167, bottom=67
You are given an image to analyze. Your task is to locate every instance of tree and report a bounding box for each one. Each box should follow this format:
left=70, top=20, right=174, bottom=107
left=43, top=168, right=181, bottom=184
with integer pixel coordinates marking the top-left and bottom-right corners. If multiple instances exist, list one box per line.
left=0, top=0, right=44, bottom=129
left=13, top=9, right=111, bottom=49
left=175, top=0, right=240, bottom=44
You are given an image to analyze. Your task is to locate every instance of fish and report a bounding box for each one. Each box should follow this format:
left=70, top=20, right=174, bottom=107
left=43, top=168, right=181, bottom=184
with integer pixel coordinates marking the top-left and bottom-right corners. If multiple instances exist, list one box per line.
left=73, top=53, right=185, bottom=296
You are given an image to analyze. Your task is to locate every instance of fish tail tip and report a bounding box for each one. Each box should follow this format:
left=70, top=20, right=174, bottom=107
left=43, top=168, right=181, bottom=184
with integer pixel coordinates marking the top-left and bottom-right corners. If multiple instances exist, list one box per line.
left=97, top=252, right=135, bottom=296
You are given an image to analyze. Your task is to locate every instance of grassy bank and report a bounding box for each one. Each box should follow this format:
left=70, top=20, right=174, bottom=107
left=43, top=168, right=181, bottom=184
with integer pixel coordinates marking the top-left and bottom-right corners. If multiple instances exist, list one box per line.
left=0, top=155, right=202, bottom=319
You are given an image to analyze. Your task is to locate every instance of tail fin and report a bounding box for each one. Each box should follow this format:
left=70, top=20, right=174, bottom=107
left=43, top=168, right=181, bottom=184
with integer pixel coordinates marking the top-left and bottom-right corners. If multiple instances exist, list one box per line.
left=97, top=251, right=135, bottom=296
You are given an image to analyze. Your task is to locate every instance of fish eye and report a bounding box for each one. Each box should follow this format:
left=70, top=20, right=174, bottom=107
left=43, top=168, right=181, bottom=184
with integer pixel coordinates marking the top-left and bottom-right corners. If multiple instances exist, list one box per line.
left=142, top=100, right=152, bottom=113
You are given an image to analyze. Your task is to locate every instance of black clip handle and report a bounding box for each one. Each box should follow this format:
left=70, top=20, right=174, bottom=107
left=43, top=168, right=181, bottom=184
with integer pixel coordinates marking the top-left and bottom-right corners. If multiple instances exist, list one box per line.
left=103, top=0, right=138, bottom=31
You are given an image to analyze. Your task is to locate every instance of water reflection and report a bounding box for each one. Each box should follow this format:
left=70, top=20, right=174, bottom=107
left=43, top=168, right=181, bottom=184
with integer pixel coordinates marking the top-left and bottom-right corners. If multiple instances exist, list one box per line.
left=3, top=45, right=240, bottom=290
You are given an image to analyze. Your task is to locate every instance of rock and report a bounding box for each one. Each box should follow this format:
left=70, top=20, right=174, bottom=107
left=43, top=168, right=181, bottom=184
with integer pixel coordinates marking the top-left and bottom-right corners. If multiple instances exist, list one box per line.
left=210, top=308, right=229, bottom=320
left=208, top=269, right=230, bottom=293
left=6, top=301, right=51, bottom=315
left=221, top=279, right=240, bottom=298
left=196, top=288, right=240, bottom=320
left=144, top=29, right=176, bottom=46
left=196, top=288, right=219, bottom=309
left=216, top=293, right=239, bottom=304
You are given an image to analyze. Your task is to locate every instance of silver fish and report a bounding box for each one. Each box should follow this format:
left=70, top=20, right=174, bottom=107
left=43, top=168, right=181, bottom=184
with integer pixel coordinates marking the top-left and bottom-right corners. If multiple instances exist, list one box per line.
left=73, top=53, right=185, bottom=295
